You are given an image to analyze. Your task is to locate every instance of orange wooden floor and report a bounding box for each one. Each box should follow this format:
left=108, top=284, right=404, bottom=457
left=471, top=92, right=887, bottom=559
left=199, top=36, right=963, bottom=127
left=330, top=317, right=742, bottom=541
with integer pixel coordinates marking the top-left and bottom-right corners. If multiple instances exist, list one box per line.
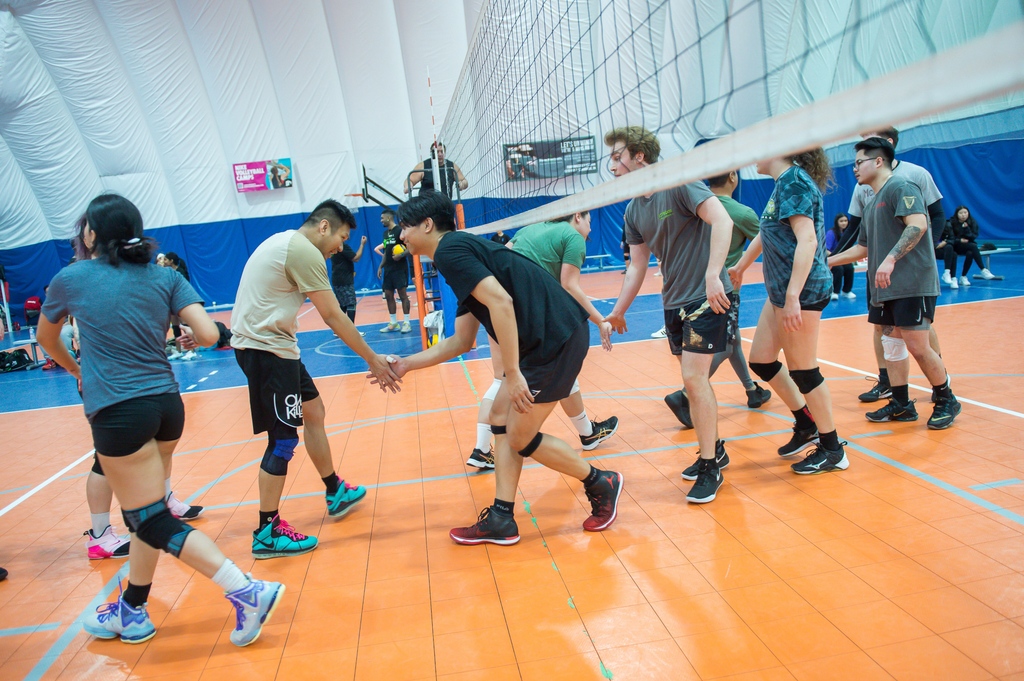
left=2, top=279, right=1024, bottom=680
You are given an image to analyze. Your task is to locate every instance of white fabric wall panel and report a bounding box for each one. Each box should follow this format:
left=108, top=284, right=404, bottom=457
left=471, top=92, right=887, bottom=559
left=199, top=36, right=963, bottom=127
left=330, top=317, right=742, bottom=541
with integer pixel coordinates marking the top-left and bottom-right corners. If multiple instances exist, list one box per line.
left=176, top=0, right=292, bottom=219
left=0, top=11, right=102, bottom=240
left=251, top=1, right=356, bottom=211
left=324, top=0, right=418, bottom=198
left=394, top=0, right=468, bottom=159
left=0, top=136, right=49, bottom=250
left=12, top=0, right=178, bottom=229
left=99, top=0, right=237, bottom=226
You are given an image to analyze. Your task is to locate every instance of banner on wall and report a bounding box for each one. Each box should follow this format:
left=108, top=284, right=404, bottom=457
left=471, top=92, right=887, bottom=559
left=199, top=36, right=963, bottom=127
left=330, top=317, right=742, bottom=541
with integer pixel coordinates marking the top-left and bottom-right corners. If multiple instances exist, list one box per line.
left=503, top=137, right=597, bottom=181
left=233, top=158, right=294, bottom=192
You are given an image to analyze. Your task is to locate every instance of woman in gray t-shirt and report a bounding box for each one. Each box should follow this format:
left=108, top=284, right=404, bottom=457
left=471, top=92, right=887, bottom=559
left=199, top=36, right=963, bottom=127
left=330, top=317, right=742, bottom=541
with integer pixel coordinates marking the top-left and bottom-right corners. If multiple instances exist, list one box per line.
left=37, top=194, right=285, bottom=648
left=729, top=148, right=849, bottom=476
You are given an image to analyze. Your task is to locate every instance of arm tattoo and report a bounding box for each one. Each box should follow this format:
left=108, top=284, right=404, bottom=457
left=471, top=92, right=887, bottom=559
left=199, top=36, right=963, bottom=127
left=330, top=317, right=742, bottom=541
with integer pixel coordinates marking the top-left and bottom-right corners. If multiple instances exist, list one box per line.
left=887, top=225, right=924, bottom=262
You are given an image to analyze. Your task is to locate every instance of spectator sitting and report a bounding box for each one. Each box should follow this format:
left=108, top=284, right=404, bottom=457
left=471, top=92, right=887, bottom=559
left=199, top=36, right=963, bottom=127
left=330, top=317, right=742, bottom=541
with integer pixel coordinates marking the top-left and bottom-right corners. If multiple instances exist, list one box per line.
left=163, top=252, right=190, bottom=282
left=826, top=213, right=855, bottom=300
left=942, top=205, right=996, bottom=288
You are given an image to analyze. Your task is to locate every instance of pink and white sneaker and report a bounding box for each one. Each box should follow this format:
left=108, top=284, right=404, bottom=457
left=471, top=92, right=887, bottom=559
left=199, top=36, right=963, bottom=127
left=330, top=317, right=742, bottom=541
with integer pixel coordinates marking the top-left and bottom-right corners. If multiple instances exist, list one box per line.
left=85, top=526, right=130, bottom=560
left=167, top=492, right=204, bottom=520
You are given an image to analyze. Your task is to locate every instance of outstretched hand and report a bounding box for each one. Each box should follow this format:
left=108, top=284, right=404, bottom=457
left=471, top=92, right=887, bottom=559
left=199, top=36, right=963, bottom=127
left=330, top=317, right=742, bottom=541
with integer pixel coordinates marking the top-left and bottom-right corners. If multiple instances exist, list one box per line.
left=598, top=320, right=613, bottom=351
left=366, top=353, right=403, bottom=393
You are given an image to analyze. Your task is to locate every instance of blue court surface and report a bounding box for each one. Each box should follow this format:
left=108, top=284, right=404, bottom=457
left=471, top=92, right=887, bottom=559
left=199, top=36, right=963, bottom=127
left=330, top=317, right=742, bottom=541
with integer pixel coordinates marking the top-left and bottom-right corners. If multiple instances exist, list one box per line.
left=3, top=255, right=1023, bottom=414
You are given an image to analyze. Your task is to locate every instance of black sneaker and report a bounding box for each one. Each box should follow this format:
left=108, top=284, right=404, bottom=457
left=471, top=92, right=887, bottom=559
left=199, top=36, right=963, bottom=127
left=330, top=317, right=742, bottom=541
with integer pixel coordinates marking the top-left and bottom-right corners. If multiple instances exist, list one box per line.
left=449, top=507, right=520, bottom=545
left=927, top=395, right=962, bottom=430
left=778, top=425, right=818, bottom=457
left=858, top=377, right=892, bottom=403
left=865, top=399, right=919, bottom=423
left=664, top=390, right=693, bottom=428
left=791, top=444, right=849, bottom=475
left=685, top=458, right=723, bottom=503
left=681, top=440, right=729, bottom=480
left=580, top=416, right=619, bottom=451
left=583, top=471, right=624, bottom=531
left=466, top=448, right=495, bottom=469
left=746, top=383, right=772, bottom=408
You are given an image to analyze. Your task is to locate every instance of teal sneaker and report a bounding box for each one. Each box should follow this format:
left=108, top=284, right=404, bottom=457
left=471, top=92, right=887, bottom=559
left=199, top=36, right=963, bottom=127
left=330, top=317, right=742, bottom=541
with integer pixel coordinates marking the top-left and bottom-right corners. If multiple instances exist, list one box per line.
left=225, top=578, right=285, bottom=647
left=83, top=595, right=156, bottom=644
left=326, top=481, right=366, bottom=518
left=252, top=515, right=318, bottom=559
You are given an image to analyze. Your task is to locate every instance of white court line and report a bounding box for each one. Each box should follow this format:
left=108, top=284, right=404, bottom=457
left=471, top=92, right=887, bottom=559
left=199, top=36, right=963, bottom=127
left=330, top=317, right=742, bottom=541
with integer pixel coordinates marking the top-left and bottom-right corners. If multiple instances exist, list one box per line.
left=737, top=336, right=1024, bottom=420
left=0, top=450, right=94, bottom=518
left=186, top=384, right=197, bottom=390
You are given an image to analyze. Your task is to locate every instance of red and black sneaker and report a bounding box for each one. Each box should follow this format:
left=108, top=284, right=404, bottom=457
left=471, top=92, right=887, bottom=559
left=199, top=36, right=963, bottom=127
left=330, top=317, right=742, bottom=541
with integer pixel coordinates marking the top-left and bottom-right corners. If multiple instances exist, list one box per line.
left=583, top=470, right=624, bottom=531
left=449, top=507, right=520, bottom=546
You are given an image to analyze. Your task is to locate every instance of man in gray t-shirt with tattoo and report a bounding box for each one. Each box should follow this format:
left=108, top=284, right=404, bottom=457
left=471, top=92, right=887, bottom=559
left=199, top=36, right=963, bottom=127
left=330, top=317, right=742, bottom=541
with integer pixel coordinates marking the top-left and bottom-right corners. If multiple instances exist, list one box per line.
left=604, top=126, right=735, bottom=504
left=829, top=137, right=961, bottom=431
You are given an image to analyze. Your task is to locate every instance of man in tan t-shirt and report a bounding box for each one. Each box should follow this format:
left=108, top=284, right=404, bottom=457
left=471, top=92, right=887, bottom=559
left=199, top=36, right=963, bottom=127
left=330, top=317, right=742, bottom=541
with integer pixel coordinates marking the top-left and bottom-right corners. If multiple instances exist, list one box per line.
left=231, top=199, right=401, bottom=559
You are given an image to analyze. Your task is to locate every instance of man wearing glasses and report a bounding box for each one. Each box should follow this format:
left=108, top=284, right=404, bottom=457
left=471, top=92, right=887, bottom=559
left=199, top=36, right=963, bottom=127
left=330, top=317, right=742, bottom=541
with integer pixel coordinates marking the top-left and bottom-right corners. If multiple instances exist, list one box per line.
left=603, top=126, right=736, bottom=504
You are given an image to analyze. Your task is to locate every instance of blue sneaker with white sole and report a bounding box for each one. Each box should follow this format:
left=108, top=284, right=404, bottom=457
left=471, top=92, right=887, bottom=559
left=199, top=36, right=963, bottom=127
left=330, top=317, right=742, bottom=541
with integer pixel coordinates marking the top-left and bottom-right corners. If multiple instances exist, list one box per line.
left=225, top=578, right=285, bottom=646
left=326, top=481, right=366, bottom=518
left=83, top=595, right=156, bottom=644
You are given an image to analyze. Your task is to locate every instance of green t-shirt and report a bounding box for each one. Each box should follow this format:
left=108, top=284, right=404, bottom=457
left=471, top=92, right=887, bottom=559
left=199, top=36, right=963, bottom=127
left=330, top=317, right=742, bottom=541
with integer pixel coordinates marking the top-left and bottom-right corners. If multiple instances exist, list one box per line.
left=717, top=195, right=760, bottom=268
left=509, top=221, right=587, bottom=280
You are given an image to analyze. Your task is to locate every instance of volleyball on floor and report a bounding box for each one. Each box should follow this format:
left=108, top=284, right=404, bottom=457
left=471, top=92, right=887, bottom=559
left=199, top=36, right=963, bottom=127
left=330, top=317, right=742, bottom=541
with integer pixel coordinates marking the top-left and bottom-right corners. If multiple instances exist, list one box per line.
left=393, top=244, right=405, bottom=256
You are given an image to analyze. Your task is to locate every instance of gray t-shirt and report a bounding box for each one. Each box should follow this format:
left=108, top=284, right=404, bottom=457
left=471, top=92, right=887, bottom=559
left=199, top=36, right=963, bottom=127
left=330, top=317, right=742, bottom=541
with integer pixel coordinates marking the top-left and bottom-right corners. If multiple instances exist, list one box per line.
left=857, top=175, right=939, bottom=305
left=42, top=259, right=202, bottom=419
left=848, top=160, right=942, bottom=217
left=624, top=181, right=732, bottom=308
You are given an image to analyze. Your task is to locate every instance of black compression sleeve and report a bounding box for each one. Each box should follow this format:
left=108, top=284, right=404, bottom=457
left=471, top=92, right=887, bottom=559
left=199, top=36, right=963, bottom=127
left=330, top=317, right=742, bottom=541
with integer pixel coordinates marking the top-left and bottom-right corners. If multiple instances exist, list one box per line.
left=927, top=201, right=946, bottom=246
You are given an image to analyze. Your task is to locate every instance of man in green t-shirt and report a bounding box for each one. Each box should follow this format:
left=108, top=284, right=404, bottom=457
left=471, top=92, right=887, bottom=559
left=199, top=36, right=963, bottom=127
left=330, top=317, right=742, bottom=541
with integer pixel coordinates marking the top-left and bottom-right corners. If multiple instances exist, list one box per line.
left=465, top=212, right=618, bottom=470
left=707, top=171, right=771, bottom=409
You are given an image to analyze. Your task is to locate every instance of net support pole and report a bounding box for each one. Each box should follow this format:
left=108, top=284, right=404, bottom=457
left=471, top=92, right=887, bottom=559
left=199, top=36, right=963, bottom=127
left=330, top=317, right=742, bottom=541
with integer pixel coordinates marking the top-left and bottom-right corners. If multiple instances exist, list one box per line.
left=411, top=255, right=428, bottom=350
left=427, top=68, right=442, bottom=194
left=455, top=203, right=466, bottom=230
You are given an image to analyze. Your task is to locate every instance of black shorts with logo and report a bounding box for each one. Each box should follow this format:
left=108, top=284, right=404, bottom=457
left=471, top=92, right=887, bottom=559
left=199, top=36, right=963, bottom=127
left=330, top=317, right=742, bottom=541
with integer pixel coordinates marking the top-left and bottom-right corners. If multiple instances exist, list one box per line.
left=664, top=293, right=738, bottom=356
left=867, top=296, right=936, bottom=329
left=234, top=348, right=319, bottom=435
left=90, top=392, right=185, bottom=458
left=516, top=322, right=589, bottom=404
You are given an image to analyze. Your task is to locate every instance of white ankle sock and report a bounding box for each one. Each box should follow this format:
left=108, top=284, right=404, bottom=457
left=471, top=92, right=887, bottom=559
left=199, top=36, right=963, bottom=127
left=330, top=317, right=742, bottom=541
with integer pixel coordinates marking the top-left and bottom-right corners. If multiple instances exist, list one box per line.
left=570, top=411, right=593, bottom=436
left=90, top=513, right=110, bottom=537
left=212, top=559, right=250, bottom=594
left=389, top=314, right=397, bottom=324
left=475, top=423, right=492, bottom=451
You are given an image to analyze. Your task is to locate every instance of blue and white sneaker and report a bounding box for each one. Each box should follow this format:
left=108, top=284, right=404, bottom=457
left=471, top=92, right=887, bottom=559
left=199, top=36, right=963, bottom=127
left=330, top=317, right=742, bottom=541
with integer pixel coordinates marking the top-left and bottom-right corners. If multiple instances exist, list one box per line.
left=326, top=481, right=366, bottom=518
left=225, top=578, right=285, bottom=647
left=83, top=596, right=156, bottom=644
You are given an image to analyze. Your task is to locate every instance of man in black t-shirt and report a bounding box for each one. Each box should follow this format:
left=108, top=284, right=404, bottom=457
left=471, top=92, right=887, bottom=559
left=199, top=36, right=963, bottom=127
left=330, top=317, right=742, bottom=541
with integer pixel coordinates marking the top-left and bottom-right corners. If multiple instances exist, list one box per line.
left=374, top=209, right=412, bottom=333
left=330, top=234, right=367, bottom=325
left=384, top=192, right=624, bottom=546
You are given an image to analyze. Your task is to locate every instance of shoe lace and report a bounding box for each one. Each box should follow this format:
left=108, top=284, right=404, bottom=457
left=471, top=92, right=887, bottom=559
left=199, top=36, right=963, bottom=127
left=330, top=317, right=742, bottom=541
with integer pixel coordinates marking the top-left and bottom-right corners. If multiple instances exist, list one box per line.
left=275, top=519, right=308, bottom=541
left=95, top=601, right=120, bottom=622
left=343, top=481, right=359, bottom=492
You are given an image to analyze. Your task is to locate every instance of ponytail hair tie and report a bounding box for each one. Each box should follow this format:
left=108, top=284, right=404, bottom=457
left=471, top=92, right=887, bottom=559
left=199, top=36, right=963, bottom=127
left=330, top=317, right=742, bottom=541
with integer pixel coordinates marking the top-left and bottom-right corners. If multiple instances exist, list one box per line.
left=123, top=237, right=142, bottom=245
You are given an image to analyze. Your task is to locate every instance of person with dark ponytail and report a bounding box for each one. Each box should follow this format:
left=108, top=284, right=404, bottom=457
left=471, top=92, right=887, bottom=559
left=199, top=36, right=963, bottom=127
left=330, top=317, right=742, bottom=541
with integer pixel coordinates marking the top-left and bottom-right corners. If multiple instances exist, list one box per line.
left=163, top=252, right=190, bottom=282
left=826, top=214, right=855, bottom=300
left=730, top=148, right=849, bottom=475
left=37, top=194, right=284, bottom=647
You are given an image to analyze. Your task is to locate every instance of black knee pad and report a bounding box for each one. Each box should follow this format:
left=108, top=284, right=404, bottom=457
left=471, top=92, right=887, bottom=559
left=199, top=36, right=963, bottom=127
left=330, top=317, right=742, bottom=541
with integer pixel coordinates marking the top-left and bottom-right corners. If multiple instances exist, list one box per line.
left=749, top=360, right=783, bottom=382
left=91, top=453, right=104, bottom=475
left=122, top=500, right=194, bottom=557
left=261, top=436, right=297, bottom=476
left=518, top=432, right=544, bottom=458
left=491, top=425, right=507, bottom=436
left=789, top=367, right=824, bottom=394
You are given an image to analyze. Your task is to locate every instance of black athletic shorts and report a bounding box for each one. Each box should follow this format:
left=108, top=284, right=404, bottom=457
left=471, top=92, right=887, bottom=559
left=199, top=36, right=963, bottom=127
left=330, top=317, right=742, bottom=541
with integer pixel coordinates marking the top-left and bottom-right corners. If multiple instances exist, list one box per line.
left=664, top=293, right=738, bottom=356
left=801, top=296, right=831, bottom=312
left=235, top=348, right=319, bottom=435
left=382, top=268, right=409, bottom=293
left=867, top=296, right=936, bottom=329
left=516, top=322, right=589, bottom=404
left=90, top=392, right=185, bottom=457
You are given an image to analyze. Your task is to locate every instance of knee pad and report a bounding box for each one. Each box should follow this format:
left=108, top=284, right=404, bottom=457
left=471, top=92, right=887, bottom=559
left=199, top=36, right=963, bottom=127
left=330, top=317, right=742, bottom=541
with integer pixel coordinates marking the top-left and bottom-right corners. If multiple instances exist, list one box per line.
left=91, top=453, right=104, bottom=475
left=518, top=432, right=544, bottom=458
left=483, top=379, right=502, bottom=402
left=491, top=425, right=507, bottom=436
left=261, top=437, right=298, bottom=476
left=789, top=368, right=824, bottom=394
left=122, top=500, right=194, bottom=558
left=749, top=360, right=783, bottom=382
left=569, top=379, right=581, bottom=396
left=881, top=335, right=909, bottom=362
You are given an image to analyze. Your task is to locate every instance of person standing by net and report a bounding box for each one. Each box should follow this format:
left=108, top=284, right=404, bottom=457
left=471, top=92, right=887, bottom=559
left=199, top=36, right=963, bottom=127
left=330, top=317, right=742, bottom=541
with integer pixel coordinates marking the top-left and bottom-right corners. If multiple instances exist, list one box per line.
left=729, top=149, right=850, bottom=474
left=404, top=141, right=468, bottom=199
left=603, top=126, right=735, bottom=504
